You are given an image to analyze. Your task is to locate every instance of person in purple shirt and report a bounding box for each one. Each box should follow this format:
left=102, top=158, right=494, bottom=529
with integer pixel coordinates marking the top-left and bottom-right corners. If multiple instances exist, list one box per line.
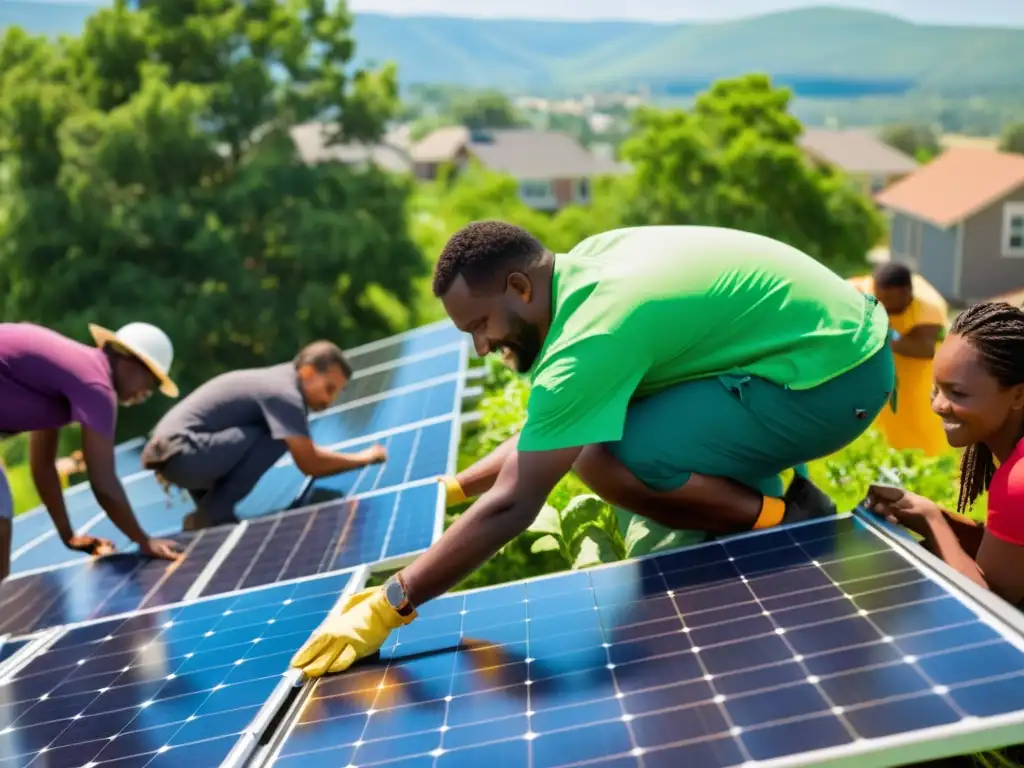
left=0, top=321, right=183, bottom=581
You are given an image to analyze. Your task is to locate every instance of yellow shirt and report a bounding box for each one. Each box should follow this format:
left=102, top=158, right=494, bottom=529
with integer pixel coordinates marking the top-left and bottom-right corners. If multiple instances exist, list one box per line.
left=849, top=274, right=949, bottom=456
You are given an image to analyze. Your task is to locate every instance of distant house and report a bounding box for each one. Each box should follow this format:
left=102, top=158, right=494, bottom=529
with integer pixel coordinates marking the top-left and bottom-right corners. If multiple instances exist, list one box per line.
left=288, top=122, right=413, bottom=174
left=410, top=126, right=626, bottom=211
left=875, top=147, right=1024, bottom=305
left=799, top=129, right=918, bottom=197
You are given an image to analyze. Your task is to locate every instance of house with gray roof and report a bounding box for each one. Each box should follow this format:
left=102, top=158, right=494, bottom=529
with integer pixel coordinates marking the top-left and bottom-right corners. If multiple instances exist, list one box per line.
left=799, top=129, right=918, bottom=198
left=410, top=126, right=627, bottom=211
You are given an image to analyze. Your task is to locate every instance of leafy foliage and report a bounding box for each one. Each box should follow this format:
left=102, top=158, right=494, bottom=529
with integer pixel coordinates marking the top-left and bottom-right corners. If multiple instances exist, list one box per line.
left=879, top=123, right=941, bottom=161
left=1000, top=123, right=1024, bottom=155
left=0, top=0, right=424, bottom=440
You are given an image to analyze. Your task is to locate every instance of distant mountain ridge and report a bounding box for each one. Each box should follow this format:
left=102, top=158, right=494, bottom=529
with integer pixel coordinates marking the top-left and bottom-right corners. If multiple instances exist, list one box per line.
left=3, top=2, right=1024, bottom=96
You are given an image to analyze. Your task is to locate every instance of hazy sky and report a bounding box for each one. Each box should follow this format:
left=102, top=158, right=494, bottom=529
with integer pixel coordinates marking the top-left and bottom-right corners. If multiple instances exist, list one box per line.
left=39, top=0, right=1024, bottom=27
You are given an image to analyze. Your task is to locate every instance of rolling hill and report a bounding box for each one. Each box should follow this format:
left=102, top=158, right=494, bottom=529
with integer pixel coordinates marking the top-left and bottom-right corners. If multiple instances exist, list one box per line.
left=3, top=2, right=1024, bottom=96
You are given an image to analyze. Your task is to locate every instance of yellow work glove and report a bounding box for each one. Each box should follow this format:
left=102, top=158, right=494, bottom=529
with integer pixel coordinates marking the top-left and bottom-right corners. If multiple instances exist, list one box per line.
left=438, top=475, right=467, bottom=506
left=290, top=587, right=416, bottom=678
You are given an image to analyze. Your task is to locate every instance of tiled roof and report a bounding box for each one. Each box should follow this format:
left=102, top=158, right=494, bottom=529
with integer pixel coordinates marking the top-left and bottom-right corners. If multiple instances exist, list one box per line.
left=799, top=129, right=918, bottom=175
left=411, top=126, right=628, bottom=179
left=289, top=123, right=412, bottom=174
left=875, top=147, right=1024, bottom=228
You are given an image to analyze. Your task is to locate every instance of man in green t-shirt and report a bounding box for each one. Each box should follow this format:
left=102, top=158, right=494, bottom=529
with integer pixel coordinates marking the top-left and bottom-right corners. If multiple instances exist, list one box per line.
left=290, top=222, right=896, bottom=678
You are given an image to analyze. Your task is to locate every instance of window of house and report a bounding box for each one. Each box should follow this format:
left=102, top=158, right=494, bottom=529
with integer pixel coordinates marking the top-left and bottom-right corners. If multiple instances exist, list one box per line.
left=520, top=180, right=552, bottom=200
left=1004, top=202, right=1024, bottom=256
left=576, top=178, right=591, bottom=202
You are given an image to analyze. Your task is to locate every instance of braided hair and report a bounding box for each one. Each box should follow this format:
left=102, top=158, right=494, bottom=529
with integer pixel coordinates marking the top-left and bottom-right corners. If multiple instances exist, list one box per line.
left=949, top=302, right=1024, bottom=515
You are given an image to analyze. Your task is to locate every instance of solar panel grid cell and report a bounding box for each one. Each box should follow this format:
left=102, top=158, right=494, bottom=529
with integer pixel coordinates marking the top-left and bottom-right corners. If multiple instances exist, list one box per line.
left=200, top=483, right=441, bottom=599
left=0, top=528, right=231, bottom=638
left=1, top=638, right=26, bottom=668
left=270, top=515, right=1024, bottom=768
left=344, top=324, right=465, bottom=370
left=0, top=572, right=353, bottom=768
left=338, top=350, right=464, bottom=406
left=302, top=419, right=455, bottom=506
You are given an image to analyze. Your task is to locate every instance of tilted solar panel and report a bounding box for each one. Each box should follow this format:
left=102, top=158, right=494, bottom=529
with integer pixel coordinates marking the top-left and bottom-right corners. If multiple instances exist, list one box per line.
left=337, top=348, right=464, bottom=407
left=0, top=527, right=232, bottom=638
left=268, top=514, right=1024, bottom=768
left=344, top=321, right=465, bottom=371
left=199, top=482, right=442, bottom=599
left=0, top=571, right=354, bottom=768
left=300, top=418, right=456, bottom=507
left=11, top=438, right=151, bottom=556
left=0, top=637, right=26, bottom=668
left=309, top=378, right=461, bottom=447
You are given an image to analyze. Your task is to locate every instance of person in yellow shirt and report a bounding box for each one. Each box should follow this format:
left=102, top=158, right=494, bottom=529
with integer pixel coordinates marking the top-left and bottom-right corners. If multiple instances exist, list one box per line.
left=849, top=263, right=949, bottom=456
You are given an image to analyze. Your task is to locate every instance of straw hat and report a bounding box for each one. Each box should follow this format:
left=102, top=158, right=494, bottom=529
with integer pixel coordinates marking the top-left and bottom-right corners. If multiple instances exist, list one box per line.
left=88, top=322, right=179, bottom=398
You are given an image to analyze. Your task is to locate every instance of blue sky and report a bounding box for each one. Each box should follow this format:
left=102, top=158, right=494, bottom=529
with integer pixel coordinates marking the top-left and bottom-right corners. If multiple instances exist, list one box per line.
left=40, top=0, right=1024, bottom=27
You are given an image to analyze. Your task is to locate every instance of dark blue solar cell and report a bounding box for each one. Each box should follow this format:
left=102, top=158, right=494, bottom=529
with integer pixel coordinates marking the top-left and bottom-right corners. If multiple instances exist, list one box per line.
left=200, top=483, right=441, bottom=598
left=335, top=349, right=464, bottom=406
left=0, top=572, right=350, bottom=768
left=1, top=637, right=26, bottom=668
left=303, top=420, right=454, bottom=506
left=308, top=380, right=459, bottom=446
left=235, top=458, right=309, bottom=522
left=344, top=322, right=464, bottom=370
left=0, top=527, right=232, bottom=637
left=267, top=514, right=1024, bottom=767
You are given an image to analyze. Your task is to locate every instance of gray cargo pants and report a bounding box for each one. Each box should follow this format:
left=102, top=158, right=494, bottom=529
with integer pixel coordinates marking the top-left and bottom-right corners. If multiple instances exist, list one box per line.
left=149, top=426, right=286, bottom=529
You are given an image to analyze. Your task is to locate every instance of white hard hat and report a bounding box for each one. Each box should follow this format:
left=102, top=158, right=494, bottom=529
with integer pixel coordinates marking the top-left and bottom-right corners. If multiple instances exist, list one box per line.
left=88, top=322, right=178, bottom=397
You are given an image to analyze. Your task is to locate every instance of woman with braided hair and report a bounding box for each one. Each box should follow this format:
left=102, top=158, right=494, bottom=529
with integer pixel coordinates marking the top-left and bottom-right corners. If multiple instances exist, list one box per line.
left=866, top=301, right=1024, bottom=608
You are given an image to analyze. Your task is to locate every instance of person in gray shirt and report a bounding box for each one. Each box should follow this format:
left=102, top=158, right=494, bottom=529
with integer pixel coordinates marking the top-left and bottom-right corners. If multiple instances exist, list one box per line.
left=141, top=340, right=387, bottom=529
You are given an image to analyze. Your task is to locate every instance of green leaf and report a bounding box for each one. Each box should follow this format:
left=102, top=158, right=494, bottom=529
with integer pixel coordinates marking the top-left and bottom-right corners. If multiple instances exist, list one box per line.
left=571, top=528, right=622, bottom=569
left=560, top=494, right=608, bottom=546
left=616, top=507, right=708, bottom=558
left=530, top=534, right=560, bottom=554
left=527, top=503, right=562, bottom=536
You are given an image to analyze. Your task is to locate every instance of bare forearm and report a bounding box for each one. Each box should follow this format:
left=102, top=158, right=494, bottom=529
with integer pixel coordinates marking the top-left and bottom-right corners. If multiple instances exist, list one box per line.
left=400, top=490, right=532, bottom=606
left=891, top=337, right=934, bottom=359
left=306, top=450, right=371, bottom=478
left=91, top=481, right=147, bottom=544
left=456, top=434, right=519, bottom=497
left=936, top=506, right=985, bottom=557
left=922, top=516, right=989, bottom=589
left=32, top=464, right=73, bottom=541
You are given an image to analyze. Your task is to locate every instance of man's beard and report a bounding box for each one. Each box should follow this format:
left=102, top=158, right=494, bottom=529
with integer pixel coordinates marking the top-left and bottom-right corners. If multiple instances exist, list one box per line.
left=501, top=318, right=542, bottom=373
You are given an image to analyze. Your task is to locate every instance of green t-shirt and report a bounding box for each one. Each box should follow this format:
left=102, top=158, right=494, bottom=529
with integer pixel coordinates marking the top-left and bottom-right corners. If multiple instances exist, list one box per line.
left=518, top=226, right=889, bottom=453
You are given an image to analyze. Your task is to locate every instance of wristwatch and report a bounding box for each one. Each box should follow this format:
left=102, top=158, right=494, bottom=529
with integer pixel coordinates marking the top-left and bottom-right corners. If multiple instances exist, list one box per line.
left=383, top=573, right=416, bottom=617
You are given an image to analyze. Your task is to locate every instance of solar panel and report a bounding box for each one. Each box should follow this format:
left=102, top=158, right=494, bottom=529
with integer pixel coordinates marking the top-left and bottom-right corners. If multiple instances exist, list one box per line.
left=309, top=378, right=461, bottom=447
left=0, top=527, right=233, bottom=638
left=0, top=570, right=355, bottom=768
left=300, top=418, right=457, bottom=507
left=114, top=437, right=147, bottom=478
left=0, top=637, right=26, bottom=667
left=337, top=348, right=464, bottom=407
left=267, top=513, right=1024, bottom=768
left=344, top=321, right=465, bottom=370
left=8, top=474, right=194, bottom=576
left=198, top=482, right=442, bottom=599
left=10, top=437, right=151, bottom=552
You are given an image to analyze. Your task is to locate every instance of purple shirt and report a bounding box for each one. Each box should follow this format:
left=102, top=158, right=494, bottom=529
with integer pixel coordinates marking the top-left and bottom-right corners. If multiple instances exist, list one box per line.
left=0, top=323, right=117, bottom=439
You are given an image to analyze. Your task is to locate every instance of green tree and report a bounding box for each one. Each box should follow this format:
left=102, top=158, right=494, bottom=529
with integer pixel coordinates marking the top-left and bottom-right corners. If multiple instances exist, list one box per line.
left=880, top=122, right=940, bottom=162
left=999, top=122, right=1024, bottom=155
left=0, top=0, right=424, bottom=439
left=450, top=89, right=523, bottom=130
left=619, top=75, right=883, bottom=275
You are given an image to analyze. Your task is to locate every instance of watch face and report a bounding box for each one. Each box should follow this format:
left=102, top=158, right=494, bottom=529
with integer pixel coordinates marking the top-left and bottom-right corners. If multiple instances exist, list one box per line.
left=385, top=578, right=404, bottom=609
